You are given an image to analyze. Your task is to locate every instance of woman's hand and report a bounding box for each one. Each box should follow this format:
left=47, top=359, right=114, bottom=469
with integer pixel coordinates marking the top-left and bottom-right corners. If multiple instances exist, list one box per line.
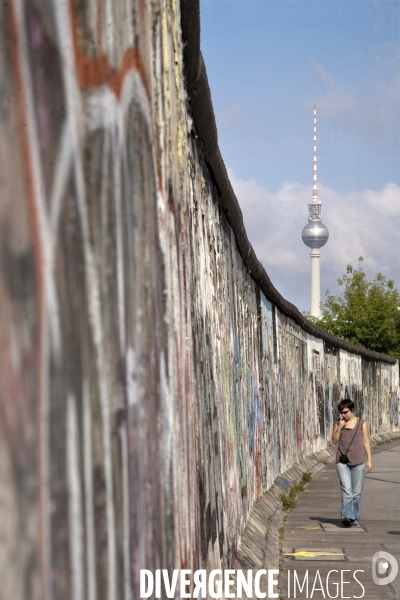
left=332, top=418, right=345, bottom=443
left=366, top=461, right=372, bottom=472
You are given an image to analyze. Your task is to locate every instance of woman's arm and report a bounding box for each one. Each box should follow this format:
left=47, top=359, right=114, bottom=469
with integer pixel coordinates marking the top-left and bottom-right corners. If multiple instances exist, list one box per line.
left=363, top=421, right=372, bottom=472
left=332, top=418, right=345, bottom=444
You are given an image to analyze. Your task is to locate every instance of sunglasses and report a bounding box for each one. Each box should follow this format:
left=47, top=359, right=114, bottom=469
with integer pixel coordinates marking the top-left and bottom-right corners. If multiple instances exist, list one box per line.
left=340, top=409, right=350, bottom=415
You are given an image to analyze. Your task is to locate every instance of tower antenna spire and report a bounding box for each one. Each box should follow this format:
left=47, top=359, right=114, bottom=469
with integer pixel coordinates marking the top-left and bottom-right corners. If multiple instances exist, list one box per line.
left=313, top=104, right=318, bottom=201
left=301, top=105, right=329, bottom=317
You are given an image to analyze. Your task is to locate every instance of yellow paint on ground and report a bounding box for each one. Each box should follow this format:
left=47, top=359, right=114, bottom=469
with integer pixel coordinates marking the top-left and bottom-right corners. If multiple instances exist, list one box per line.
left=284, top=551, right=345, bottom=557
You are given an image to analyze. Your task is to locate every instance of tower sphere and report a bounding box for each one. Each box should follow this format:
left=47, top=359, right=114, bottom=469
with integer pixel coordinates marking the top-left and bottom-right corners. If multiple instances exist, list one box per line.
left=302, top=221, right=329, bottom=249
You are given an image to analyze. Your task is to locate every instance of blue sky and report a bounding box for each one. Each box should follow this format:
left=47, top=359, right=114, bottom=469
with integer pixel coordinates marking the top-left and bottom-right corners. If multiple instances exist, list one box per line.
left=200, top=0, right=400, bottom=312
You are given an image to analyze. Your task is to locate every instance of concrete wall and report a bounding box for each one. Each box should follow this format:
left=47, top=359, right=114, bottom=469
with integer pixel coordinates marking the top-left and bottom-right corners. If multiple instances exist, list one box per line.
left=0, top=0, right=398, bottom=598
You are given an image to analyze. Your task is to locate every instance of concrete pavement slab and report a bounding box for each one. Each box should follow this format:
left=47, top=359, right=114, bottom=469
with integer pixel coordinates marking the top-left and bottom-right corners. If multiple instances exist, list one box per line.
left=279, top=439, right=400, bottom=599
left=320, top=523, right=366, bottom=532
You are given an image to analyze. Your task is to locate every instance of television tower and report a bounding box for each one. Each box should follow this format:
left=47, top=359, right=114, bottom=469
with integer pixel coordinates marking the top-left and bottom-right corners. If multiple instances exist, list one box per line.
left=302, top=105, right=329, bottom=317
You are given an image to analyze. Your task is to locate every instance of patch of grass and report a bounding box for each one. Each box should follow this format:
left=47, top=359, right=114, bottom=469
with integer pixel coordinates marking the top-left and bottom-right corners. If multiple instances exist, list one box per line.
left=375, top=435, right=400, bottom=447
left=322, top=459, right=330, bottom=467
left=279, top=524, right=285, bottom=540
left=279, top=492, right=297, bottom=510
left=279, top=472, right=313, bottom=512
left=301, top=471, right=313, bottom=484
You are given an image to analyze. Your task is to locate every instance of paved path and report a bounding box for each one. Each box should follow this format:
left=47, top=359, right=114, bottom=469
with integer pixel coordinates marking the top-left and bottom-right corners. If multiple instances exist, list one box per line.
left=280, top=440, right=400, bottom=599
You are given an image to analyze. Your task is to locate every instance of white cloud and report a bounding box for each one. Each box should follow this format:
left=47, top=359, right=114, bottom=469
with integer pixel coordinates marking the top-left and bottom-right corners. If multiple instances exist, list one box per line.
left=228, top=167, right=400, bottom=312
left=218, top=102, right=247, bottom=126
left=311, top=61, right=338, bottom=88
left=373, top=17, right=384, bottom=32
left=315, top=89, right=357, bottom=120
left=309, top=62, right=400, bottom=138
left=373, top=42, right=400, bottom=65
left=365, top=183, right=400, bottom=215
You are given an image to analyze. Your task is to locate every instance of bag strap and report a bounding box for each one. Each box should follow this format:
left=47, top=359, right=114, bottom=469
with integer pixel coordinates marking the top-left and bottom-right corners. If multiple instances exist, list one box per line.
left=342, top=418, right=361, bottom=455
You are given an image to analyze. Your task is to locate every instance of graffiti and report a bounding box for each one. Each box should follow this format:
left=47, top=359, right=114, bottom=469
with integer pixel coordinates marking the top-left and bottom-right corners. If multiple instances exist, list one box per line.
left=0, top=0, right=399, bottom=599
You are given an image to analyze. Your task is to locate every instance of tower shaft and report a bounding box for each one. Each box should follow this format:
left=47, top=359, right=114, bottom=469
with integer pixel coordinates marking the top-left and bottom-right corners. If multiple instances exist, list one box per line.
left=310, top=248, right=321, bottom=317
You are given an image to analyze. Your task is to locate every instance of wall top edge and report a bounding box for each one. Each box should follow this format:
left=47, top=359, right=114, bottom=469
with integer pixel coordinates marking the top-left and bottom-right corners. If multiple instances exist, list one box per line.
left=179, top=0, right=397, bottom=367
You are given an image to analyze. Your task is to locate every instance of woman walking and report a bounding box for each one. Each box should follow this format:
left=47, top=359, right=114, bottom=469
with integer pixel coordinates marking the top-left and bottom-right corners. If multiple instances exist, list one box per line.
left=332, top=398, right=372, bottom=527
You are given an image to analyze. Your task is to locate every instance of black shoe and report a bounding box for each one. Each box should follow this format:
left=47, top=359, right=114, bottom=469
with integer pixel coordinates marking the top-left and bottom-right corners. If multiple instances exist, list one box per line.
left=342, top=518, right=351, bottom=527
left=350, top=521, right=359, bottom=527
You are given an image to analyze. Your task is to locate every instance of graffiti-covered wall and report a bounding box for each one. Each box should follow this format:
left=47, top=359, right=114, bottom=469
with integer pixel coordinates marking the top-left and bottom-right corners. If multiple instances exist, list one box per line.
left=0, top=0, right=398, bottom=598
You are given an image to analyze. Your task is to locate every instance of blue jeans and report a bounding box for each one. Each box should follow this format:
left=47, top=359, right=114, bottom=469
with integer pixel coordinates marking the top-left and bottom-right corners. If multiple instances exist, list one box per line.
left=336, top=463, right=365, bottom=524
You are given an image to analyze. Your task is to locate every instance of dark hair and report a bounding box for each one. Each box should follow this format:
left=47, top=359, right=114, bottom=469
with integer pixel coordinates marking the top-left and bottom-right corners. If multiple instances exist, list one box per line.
left=338, top=398, right=355, bottom=412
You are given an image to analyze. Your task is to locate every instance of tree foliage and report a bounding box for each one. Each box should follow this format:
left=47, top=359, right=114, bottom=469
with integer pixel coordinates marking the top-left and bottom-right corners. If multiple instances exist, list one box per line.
left=306, top=258, right=400, bottom=361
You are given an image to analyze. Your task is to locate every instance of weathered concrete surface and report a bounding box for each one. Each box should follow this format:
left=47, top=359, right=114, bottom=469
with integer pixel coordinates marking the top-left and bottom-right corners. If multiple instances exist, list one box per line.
left=0, top=0, right=399, bottom=599
left=280, top=439, right=400, bottom=599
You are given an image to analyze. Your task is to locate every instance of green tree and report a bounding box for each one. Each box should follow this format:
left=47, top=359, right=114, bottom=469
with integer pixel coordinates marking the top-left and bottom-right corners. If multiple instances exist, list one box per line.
left=306, top=258, right=400, bottom=361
